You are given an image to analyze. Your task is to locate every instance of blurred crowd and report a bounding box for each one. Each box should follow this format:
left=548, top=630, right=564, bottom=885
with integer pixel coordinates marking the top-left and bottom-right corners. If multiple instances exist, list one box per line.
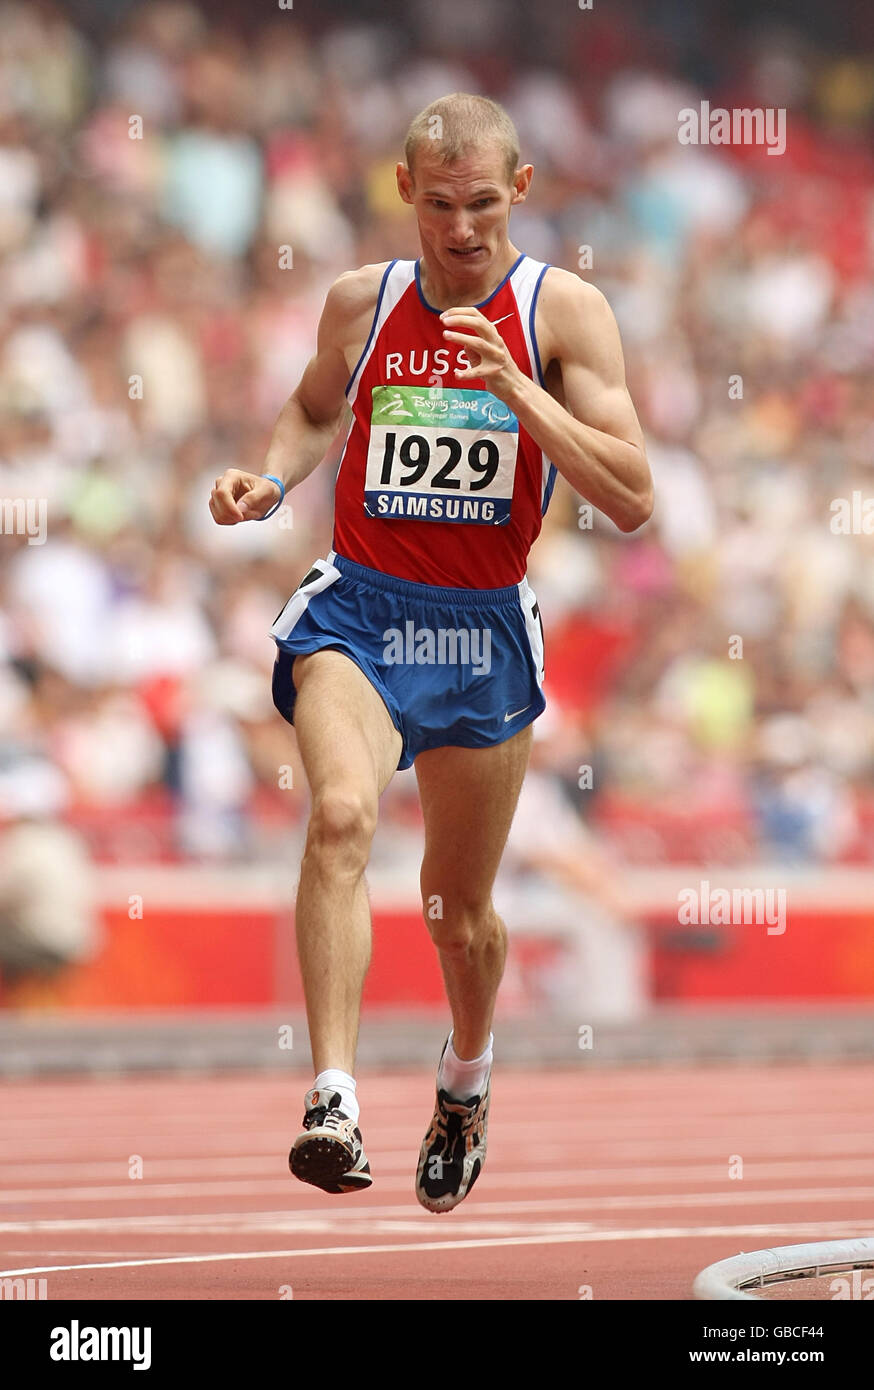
left=2, top=0, right=874, bottom=878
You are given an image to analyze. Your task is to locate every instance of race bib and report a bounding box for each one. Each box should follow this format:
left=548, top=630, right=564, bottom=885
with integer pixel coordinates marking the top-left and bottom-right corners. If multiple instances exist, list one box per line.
left=364, top=385, right=518, bottom=525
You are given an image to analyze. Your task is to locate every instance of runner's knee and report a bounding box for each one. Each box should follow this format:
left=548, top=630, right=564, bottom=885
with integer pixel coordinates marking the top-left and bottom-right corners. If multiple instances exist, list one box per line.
left=422, top=890, right=501, bottom=955
left=305, top=789, right=377, bottom=871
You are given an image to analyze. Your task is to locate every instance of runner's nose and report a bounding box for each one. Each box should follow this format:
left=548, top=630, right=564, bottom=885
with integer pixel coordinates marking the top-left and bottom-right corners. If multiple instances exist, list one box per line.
left=448, top=215, right=475, bottom=245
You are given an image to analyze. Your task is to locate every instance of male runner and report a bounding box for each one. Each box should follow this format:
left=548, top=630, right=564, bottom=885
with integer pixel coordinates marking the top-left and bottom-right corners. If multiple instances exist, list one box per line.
left=210, top=93, right=652, bottom=1212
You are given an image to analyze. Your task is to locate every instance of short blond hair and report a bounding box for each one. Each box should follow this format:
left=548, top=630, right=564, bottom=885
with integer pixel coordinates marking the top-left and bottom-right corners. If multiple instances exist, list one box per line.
left=404, top=93, right=520, bottom=185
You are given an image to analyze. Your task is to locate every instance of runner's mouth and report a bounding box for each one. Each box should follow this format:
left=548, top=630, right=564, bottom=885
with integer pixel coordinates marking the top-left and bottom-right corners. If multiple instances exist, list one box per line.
left=448, top=246, right=485, bottom=257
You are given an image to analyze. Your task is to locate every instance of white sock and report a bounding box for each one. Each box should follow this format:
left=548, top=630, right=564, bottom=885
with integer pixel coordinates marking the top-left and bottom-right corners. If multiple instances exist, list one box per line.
left=312, top=1068, right=359, bottom=1124
left=437, top=1030, right=493, bottom=1101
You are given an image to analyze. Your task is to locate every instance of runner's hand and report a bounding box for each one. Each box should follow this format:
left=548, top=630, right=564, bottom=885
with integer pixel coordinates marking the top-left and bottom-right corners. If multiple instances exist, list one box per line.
left=209, top=470, right=282, bottom=524
left=440, top=307, right=525, bottom=400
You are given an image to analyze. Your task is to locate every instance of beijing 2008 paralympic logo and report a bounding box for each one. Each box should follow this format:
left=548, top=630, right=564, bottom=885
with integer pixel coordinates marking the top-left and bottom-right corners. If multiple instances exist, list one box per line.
left=481, top=400, right=512, bottom=427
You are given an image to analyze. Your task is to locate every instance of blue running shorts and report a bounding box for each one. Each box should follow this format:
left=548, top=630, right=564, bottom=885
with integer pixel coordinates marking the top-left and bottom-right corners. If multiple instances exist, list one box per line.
left=269, top=550, right=546, bottom=771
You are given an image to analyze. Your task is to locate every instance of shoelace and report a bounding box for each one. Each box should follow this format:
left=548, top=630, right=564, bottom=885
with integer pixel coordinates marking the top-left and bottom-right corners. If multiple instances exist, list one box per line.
left=320, top=1110, right=350, bottom=1134
left=432, top=1095, right=479, bottom=1154
left=304, top=1103, right=350, bottom=1135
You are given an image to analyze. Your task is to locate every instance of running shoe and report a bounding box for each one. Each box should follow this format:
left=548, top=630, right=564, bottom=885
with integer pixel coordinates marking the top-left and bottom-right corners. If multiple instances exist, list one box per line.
left=415, top=1041, right=490, bottom=1212
left=289, top=1088, right=372, bottom=1194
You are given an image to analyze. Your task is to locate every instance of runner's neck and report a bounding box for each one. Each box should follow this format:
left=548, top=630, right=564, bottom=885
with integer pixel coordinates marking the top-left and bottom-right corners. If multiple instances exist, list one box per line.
left=417, top=246, right=523, bottom=311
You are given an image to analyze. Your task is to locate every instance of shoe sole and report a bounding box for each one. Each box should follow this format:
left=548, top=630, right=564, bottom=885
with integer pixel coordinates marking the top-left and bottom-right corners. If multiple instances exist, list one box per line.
left=416, top=1191, right=457, bottom=1213
left=415, top=1153, right=483, bottom=1212
left=289, top=1134, right=372, bottom=1193
left=317, top=1170, right=373, bottom=1194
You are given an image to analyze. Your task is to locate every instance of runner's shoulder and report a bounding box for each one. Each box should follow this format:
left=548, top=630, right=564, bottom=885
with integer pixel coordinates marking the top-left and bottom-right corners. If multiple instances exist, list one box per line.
left=539, top=266, right=612, bottom=319
left=323, top=262, right=392, bottom=324
left=537, top=267, right=617, bottom=359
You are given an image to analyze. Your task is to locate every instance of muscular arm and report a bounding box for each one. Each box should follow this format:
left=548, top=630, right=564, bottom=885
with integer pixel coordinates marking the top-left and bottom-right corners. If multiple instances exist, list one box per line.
left=441, top=269, right=653, bottom=532
left=263, top=269, right=380, bottom=491
left=210, top=265, right=384, bottom=524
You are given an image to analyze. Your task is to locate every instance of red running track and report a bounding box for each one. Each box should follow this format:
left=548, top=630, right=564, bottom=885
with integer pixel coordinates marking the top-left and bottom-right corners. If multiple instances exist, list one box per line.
left=1, top=1064, right=873, bottom=1300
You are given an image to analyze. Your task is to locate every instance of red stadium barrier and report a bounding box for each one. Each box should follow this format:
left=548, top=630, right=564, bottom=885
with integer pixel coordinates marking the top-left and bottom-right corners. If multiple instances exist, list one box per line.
left=7, top=867, right=872, bottom=1011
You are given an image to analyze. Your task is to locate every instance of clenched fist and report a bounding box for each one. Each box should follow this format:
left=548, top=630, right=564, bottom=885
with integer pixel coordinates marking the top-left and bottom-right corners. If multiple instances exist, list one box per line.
left=209, top=470, right=282, bottom=524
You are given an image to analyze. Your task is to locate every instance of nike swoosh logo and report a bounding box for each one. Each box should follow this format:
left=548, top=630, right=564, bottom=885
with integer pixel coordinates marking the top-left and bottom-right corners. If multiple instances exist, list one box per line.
left=504, top=704, right=531, bottom=721
left=491, top=313, right=513, bottom=326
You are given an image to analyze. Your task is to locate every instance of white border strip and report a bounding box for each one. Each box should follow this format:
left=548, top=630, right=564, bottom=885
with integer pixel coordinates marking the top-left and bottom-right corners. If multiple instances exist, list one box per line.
left=85, top=865, right=874, bottom=913
left=693, top=1236, right=874, bottom=1300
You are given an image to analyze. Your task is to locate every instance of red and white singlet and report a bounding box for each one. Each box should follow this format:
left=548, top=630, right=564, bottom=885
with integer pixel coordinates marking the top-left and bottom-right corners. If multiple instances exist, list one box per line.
left=332, top=253, right=557, bottom=589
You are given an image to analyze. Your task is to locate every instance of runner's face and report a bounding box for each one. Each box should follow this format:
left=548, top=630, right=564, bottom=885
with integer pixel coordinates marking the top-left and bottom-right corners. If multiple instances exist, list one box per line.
left=404, top=147, right=520, bottom=279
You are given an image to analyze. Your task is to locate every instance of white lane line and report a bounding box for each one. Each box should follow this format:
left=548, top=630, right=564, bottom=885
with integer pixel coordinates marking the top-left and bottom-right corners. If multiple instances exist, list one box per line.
left=0, top=1136, right=296, bottom=1161
left=4, top=1114, right=873, bottom=1137
left=2, top=1218, right=872, bottom=1279
left=4, top=1130, right=874, bottom=1180
left=0, top=1073, right=845, bottom=1092
left=2, top=1101, right=872, bottom=1126
left=512, top=1131, right=874, bottom=1161
left=2, top=1185, right=873, bottom=1236
left=4, top=1157, right=874, bottom=1204
left=0, top=1256, right=209, bottom=1267
left=4, top=1090, right=872, bottom=1118
left=0, top=1157, right=288, bottom=1182
left=4, top=1137, right=874, bottom=1172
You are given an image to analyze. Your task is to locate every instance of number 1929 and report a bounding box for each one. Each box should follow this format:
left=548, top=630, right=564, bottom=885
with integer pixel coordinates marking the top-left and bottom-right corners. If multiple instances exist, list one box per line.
left=380, top=430, right=500, bottom=491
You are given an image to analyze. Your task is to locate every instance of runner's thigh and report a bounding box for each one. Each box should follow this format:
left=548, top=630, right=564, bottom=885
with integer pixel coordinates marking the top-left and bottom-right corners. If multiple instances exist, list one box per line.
left=292, top=649, right=403, bottom=801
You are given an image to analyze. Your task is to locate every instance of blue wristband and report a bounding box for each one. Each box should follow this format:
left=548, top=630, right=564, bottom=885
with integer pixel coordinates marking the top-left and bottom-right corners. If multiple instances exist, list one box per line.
left=258, top=474, right=285, bottom=520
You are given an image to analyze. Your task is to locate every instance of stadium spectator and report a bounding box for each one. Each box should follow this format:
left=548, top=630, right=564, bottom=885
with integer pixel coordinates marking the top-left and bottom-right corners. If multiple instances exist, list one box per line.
left=2, top=0, right=873, bottom=872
